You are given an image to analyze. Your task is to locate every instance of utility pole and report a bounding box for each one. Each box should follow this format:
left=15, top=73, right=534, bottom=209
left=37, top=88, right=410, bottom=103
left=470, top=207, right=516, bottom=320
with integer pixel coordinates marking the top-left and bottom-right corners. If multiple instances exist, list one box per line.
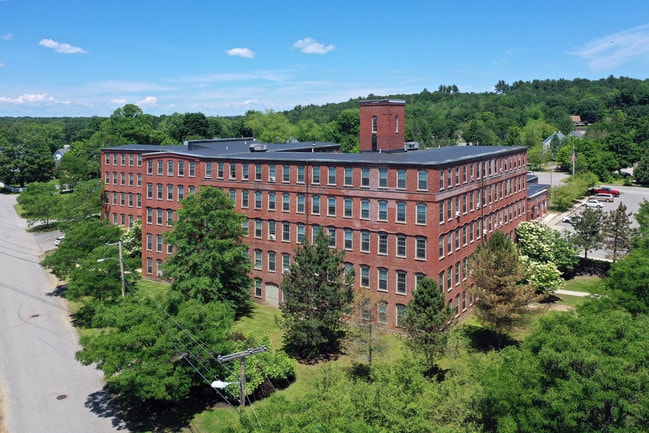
left=216, top=346, right=267, bottom=407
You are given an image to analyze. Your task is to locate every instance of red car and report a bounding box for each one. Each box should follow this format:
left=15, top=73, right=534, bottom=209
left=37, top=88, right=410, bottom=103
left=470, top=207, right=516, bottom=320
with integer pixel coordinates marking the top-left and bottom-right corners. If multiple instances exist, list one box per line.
left=590, top=186, right=620, bottom=197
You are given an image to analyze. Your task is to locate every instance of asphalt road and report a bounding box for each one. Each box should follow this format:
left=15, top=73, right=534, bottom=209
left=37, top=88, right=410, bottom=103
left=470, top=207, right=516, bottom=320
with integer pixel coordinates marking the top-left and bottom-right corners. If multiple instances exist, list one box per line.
left=0, top=193, right=125, bottom=433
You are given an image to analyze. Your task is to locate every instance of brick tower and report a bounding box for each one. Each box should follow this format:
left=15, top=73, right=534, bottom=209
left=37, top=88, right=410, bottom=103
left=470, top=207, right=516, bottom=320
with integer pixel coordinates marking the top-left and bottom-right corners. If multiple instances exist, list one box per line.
left=359, top=99, right=406, bottom=152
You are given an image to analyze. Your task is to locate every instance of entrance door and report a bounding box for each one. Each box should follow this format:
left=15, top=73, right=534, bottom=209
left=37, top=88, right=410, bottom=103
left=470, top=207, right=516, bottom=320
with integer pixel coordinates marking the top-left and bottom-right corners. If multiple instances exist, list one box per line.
left=265, top=283, right=279, bottom=307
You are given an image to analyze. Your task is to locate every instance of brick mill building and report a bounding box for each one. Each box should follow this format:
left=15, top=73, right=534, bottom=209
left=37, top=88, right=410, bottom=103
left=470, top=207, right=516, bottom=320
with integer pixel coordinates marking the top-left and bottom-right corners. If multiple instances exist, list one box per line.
left=101, top=100, right=548, bottom=330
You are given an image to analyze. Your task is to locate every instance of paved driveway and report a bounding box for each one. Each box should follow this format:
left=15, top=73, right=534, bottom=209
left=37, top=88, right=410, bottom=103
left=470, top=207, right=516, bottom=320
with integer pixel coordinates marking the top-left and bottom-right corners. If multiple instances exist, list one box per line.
left=0, top=193, right=125, bottom=433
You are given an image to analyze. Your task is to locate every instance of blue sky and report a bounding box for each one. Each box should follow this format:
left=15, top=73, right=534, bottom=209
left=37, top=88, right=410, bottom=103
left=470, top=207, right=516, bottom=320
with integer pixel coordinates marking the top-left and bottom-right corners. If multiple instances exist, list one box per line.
left=1, top=0, right=649, bottom=117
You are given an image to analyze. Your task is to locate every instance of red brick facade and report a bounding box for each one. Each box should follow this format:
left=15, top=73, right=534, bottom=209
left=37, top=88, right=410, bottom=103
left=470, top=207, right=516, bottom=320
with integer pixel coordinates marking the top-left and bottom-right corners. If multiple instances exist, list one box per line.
left=101, top=102, right=545, bottom=330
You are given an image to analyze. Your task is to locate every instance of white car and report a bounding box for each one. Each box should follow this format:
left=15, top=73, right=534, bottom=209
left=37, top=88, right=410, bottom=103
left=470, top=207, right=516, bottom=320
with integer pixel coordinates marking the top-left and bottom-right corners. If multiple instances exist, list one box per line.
left=583, top=199, right=604, bottom=209
left=54, top=235, right=65, bottom=246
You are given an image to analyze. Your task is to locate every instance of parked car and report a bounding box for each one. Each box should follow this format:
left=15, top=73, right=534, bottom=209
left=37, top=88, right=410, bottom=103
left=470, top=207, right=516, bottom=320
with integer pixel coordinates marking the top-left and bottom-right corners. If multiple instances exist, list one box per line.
left=589, top=186, right=620, bottom=197
left=592, top=193, right=614, bottom=202
left=583, top=199, right=604, bottom=209
left=561, top=215, right=582, bottom=224
left=54, top=235, right=65, bottom=246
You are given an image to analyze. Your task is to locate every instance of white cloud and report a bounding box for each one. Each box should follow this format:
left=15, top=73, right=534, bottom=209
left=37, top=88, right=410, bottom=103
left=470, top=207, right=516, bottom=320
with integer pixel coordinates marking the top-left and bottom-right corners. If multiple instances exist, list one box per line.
left=0, top=62, right=4, bottom=68
left=570, top=24, right=649, bottom=69
left=39, top=38, right=87, bottom=54
left=137, top=96, right=158, bottom=106
left=1, top=33, right=12, bottom=40
left=226, top=47, right=255, bottom=58
left=293, top=37, right=335, bottom=54
left=0, top=93, right=56, bottom=104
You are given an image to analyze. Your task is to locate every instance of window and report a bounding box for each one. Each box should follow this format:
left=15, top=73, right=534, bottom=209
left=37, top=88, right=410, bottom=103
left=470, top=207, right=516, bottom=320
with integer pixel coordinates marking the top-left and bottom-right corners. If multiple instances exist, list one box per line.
left=328, top=167, right=336, bottom=185
left=328, top=227, right=336, bottom=247
left=255, top=164, right=262, bottom=181
left=378, top=201, right=388, bottom=221
left=328, top=197, right=336, bottom=216
left=360, top=265, right=370, bottom=288
left=146, top=234, right=153, bottom=251
left=255, top=219, right=262, bottom=238
left=311, top=165, right=320, bottom=184
left=156, top=234, right=163, bottom=253
left=416, top=204, right=427, bottom=225
left=344, top=198, right=353, bottom=218
left=297, top=194, right=305, bottom=213
left=377, top=302, right=388, bottom=324
left=397, top=170, right=406, bottom=189
left=128, top=173, right=134, bottom=186
left=189, top=161, right=195, bottom=177
left=283, top=165, right=290, bottom=182
left=268, top=220, right=276, bottom=239
left=167, top=185, right=174, bottom=201
left=268, top=251, right=276, bottom=272
left=439, top=202, right=444, bottom=224
left=205, top=162, right=212, bottom=178
left=361, top=231, right=370, bottom=253
left=447, top=198, right=453, bottom=221
left=447, top=266, right=453, bottom=291
left=157, top=209, right=163, bottom=225
left=112, top=172, right=117, bottom=185
left=242, top=164, right=249, bottom=180
left=455, top=262, right=461, bottom=286
left=344, top=229, right=353, bottom=250
left=254, top=250, right=262, bottom=270
left=167, top=210, right=174, bottom=226
left=137, top=194, right=142, bottom=208
left=282, top=253, right=290, bottom=273
left=378, top=268, right=388, bottom=292
left=396, top=271, right=407, bottom=295
left=439, top=236, right=445, bottom=259
left=447, top=168, right=452, bottom=187
left=157, top=160, right=163, bottom=175
left=146, top=208, right=153, bottom=224
left=371, top=116, right=377, bottom=133
left=361, top=168, right=370, bottom=187
left=282, top=194, right=290, bottom=212
left=217, top=162, right=224, bottom=178
left=242, top=190, right=249, bottom=208
left=378, top=233, right=388, bottom=255
left=282, top=222, right=290, bottom=241
left=312, top=196, right=320, bottom=214
left=396, top=235, right=407, bottom=257
left=269, top=164, right=276, bottom=181
left=297, top=166, right=305, bottom=183
left=297, top=224, right=305, bottom=243
left=178, top=185, right=184, bottom=201
left=146, top=258, right=153, bottom=275
left=146, top=183, right=153, bottom=199
left=268, top=192, right=276, bottom=210
left=360, top=200, right=370, bottom=219
left=344, top=167, right=353, bottom=186
left=255, top=191, right=262, bottom=209
left=229, top=189, right=236, bottom=204
left=439, top=271, right=445, bottom=293
left=156, top=184, right=163, bottom=200
left=254, top=279, right=262, bottom=297
left=455, top=228, right=460, bottom=251
left=418, top=170, right=428, bottom=190
left=439, top=170, right=444, bottom=190
left=395, top=115, right=399, bottom=133
left=416, top=237, right=426, bottom=260
left=379, top=168, right=388, bottom=188
left=447, top=233, right=452, bottom=255
left=230, top=163, right=236, bottom=179
left=396, top=202, right=406, bottom=223
left=396, top=304, right=406, bottom=327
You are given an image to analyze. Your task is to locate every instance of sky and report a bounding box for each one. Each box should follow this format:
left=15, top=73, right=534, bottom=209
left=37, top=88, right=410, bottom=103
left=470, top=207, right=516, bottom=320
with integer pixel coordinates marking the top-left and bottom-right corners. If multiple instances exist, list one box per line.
left=1, top=0, right=649, bottom=118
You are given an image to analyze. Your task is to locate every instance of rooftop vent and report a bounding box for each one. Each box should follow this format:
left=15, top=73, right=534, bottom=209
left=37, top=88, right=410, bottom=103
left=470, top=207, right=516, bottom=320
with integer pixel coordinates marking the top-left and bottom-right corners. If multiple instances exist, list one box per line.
left=249, top=143, right=268, bottom=152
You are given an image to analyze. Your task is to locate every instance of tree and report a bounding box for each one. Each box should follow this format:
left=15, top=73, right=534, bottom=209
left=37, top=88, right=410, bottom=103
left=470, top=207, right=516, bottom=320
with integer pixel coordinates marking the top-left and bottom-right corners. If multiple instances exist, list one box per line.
left=16, top=181, right=61, bottom=228
left=401, top=278, right=454, bottom=371
left=607, top=247, right=649, bottom=315
left=635, top=199, right=649, bottom=248
left=475, top=308, right=649, bottom=433
left=572, top=207, right=604, bottom=259
left=634, top=153, right=649, bottom=185
left=516, top=220, right=578, bottom=274
left=244, top=110, right=294, bottom=143
left=279, top=230, right=355, bottom=361
left=0, top=123, right=57, bottom=187
left=163, top=186, right=251, bottom=314
left=76, top=294, right=236, bottom=404
left=55, top=179, right=103, bottom=231
left=42, top=218, right=124, bottom=279
left=601, top=202, right=636, bottom=262
left=467, top=232, right=538, bottom=347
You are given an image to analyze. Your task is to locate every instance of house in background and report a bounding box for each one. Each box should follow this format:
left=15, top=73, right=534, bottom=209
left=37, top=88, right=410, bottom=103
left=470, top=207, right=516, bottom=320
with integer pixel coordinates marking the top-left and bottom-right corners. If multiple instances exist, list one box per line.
left=53, top=145, right=70, bottom=164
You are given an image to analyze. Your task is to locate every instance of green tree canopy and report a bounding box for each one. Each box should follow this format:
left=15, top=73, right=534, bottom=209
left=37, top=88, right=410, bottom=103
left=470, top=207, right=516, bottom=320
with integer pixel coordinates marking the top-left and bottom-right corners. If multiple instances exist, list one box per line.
left=163, top=186, right=252, bottom=314
left=467, top=232, right=538, bottom=347
left=572, top=207, right=604, bottom=260
left=16, top=181, right=61, bottom=228
left=602, top=202, right=636, bottom=262
left=402, top=277, right=454, bottom=371
left=279, top=230, right=355, bottom=361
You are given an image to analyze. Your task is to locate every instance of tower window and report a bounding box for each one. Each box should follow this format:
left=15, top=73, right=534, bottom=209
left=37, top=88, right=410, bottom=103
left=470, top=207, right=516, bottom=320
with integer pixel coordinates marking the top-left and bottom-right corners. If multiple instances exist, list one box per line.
left=371, top=116, right=377, bottom=133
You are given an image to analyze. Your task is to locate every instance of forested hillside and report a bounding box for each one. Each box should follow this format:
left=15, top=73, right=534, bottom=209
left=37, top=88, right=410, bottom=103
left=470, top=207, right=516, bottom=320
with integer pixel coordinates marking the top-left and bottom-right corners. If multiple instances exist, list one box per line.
left=3, top=76, right=649, bottom=188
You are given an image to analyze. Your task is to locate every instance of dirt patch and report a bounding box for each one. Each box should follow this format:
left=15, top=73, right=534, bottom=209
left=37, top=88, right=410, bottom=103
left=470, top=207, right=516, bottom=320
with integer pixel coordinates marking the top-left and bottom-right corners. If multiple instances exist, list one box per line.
left=549, top=303, right=574, bottom=312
